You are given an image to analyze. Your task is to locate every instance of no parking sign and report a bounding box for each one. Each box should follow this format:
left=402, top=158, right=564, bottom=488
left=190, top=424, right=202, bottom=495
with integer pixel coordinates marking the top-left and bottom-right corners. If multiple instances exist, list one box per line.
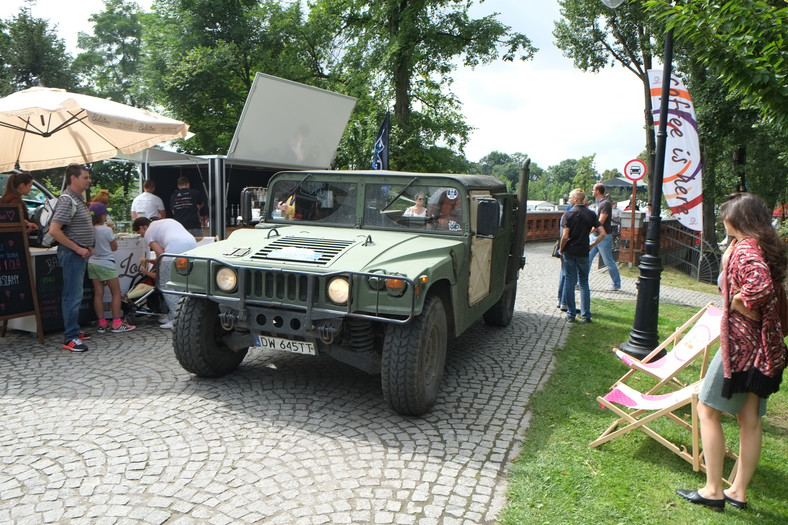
left=624, top=159, right=647, bottom=182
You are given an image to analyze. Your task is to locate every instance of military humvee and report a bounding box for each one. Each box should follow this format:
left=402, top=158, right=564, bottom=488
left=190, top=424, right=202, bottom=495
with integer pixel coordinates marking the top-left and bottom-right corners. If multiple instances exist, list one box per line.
left=163, top=163, right=529, bottom=415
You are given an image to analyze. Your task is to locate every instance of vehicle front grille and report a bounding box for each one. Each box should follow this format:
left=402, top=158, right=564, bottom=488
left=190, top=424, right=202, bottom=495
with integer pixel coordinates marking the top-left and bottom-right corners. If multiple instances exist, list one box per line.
left=242, top=269, right=322, bottom=305
left=251, top=237, right=354, bottom=265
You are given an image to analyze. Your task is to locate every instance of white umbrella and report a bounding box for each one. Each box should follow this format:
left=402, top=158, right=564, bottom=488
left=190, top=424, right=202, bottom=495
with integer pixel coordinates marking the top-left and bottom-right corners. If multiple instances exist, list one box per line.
left=0, top=87, right=189, bottom=172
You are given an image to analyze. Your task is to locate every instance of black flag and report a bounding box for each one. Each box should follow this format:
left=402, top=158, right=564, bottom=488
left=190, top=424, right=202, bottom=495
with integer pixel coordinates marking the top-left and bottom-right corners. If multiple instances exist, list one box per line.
left=371, top=111, right=390, bottom=170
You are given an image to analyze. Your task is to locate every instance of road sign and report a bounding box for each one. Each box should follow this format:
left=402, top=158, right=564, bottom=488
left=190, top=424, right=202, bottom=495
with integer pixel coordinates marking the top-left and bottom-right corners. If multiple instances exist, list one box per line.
left=624, top=159, right=647, bottom=182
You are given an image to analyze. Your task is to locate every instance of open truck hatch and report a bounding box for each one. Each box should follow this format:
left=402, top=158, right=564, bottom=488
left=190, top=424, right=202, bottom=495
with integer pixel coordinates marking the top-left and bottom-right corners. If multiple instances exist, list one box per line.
left=226, top=72, right=357, bottom=170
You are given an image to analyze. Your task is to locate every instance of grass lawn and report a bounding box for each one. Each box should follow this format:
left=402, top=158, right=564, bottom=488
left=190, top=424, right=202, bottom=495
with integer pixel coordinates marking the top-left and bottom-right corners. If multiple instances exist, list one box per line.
left=618, top=264, right=720, bottom=294
left=500, top=300, right=788, bottom=524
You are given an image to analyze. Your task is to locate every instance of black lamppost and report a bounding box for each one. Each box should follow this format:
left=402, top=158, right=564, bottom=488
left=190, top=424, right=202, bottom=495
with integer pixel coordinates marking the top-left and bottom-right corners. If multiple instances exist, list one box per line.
left=602, top=0, right=674, bottom=359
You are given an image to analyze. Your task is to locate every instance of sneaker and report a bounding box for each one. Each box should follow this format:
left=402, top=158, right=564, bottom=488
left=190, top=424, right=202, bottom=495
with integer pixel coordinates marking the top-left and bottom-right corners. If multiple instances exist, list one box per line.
left=62, top=338, right=88, bottom=352
left=582, top=318, right=593, bottom=324
left=78, top=332, right=91, bottom=340
left=566, top=317, right=576, bottom=324
left=158, top=315, right=169, bottom=323
left=96, top=325, right=107, bottom=334
left=559, top=304, right=568, bottom=312
left=112, top=322, right=136, bottom=333
left=159, top=320, right=173, bottom=329
left=610, top=285, right=621, bottom=291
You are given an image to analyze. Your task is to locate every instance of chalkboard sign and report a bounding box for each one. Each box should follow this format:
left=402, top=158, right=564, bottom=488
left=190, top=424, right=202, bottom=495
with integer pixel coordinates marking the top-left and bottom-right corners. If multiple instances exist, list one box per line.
left=0, top=229, right=35, bottom=315
left=0, top=204, right=43, bottom=342
left=34, top=252, right=64, bottom=331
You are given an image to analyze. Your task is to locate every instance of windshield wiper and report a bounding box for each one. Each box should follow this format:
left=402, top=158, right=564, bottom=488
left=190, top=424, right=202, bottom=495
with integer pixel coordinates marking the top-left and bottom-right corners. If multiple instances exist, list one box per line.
left=381, top=177, right=419, bottom=212
left=283, top=173, right=312, bottom=202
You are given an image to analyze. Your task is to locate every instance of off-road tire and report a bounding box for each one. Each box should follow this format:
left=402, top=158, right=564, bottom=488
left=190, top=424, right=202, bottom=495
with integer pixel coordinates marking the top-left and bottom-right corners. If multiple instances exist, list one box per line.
left=482, top=281, right=517, bottom=327
left=381, top=296, right=448, bottom=416
left=173, top=297, right=247, bottom=377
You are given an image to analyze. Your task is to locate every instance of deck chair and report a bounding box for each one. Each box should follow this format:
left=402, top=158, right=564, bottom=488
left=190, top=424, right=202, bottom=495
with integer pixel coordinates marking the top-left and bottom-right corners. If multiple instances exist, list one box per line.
left=590, top=381, right=739, bottom=485
left=614, top=302, right=722, bottom=394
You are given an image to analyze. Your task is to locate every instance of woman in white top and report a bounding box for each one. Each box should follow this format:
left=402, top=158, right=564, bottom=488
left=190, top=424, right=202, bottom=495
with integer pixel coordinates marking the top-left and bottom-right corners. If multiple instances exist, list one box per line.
left=403, top=193, right=427, bottom=217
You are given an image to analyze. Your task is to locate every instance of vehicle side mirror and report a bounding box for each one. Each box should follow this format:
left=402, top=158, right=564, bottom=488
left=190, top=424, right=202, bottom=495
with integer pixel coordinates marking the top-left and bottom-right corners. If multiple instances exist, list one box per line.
left=240, top=188, right=253, bottom=225
left=476, top=199, right=500, bottom=237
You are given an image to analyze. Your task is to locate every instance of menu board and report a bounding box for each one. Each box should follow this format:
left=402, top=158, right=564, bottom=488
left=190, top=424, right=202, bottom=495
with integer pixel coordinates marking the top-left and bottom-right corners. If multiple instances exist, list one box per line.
left=33, top=252, right=64, bottom=330
left=0, top=204, right=43, bottom=342
left=0, top=206, right=35, bottom=317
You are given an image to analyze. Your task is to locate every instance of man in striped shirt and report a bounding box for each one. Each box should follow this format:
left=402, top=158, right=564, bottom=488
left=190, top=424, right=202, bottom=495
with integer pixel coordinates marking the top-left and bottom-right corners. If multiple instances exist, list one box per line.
left=49, top=164, right=95, bottom=352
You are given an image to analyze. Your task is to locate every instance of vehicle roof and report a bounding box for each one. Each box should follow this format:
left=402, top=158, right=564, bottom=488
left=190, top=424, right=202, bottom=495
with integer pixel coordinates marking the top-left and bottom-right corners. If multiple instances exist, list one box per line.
left=273, top=170, right=508, bottom=192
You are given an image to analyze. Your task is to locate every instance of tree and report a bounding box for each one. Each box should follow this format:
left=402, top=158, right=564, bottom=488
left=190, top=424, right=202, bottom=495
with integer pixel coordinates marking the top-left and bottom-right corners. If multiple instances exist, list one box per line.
left=73, top=0, right=149, bottom=107
left=142, top=0, right=317, bottom=155
left=475, top=151, right=531, bottom=190
left=554, top=0, right=661, bottom=198
left=645, top=0, right=788, bottom=128
left=327, top=0, right=535, bottom=170
left=0, top=3, right=77, bottom=96
left=571, top=154, right=599, bottom=194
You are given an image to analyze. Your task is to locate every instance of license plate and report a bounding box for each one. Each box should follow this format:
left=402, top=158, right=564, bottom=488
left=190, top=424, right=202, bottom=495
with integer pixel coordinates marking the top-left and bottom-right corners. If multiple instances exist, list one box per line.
left=254, top=334, right=316, bottom=356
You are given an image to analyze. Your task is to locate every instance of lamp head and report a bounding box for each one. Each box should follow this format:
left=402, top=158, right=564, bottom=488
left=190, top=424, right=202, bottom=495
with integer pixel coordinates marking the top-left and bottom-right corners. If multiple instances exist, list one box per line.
left=601, top=0, right=626, bottom=7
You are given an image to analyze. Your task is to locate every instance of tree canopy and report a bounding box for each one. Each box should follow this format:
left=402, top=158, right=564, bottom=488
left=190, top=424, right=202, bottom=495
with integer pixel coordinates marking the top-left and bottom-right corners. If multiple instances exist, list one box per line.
left=645, top=0, right=788, bottom=127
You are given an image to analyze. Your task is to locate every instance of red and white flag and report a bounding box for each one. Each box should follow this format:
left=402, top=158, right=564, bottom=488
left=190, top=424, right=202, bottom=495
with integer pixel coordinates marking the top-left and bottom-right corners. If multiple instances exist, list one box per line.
left=648, top=70, right=703, bottom=232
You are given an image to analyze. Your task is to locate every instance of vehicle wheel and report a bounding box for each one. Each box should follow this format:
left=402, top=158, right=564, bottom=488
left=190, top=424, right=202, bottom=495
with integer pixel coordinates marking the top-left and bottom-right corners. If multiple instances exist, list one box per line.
left=381, top=296, right=448, bottom=416
left=173, top=297, right=247, bottom=377
left=124, top=313, right=137, bottom=325
left=482, top=281, right=517, bottom=327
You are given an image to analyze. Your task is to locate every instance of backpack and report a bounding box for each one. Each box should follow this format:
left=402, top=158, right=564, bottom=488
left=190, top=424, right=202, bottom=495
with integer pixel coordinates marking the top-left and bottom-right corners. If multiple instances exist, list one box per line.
left=35, top=195, right=78, bottom=248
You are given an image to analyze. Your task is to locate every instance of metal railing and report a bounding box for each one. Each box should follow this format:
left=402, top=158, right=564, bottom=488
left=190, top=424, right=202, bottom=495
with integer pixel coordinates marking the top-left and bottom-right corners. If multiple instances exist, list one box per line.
left=659, top=221, right=720, bottom=284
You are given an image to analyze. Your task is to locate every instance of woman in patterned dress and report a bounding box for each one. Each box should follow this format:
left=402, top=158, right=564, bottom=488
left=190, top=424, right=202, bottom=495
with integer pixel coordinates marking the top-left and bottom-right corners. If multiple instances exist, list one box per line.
left=677, top=192, right=787, bottom=511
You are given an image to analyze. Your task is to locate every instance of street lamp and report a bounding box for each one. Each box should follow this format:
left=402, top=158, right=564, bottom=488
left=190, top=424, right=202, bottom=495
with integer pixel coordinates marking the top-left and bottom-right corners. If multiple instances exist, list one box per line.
left=602, top=0, right=674, bottom=359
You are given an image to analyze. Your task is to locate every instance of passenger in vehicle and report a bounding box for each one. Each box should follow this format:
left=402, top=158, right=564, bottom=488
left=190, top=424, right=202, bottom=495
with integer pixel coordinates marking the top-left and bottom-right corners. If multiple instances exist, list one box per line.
left=403, top=193, right=427, bottom=217
left=428, top=188, right=463, bottom=230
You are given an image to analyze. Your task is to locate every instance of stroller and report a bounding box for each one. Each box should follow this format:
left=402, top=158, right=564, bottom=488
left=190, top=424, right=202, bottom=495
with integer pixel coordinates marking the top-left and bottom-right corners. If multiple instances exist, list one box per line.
left=121, top=273, right=169, bottom=324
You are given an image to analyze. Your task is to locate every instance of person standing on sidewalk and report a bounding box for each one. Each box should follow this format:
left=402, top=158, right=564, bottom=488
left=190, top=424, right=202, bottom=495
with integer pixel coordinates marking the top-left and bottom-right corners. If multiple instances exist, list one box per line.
left=170, top=177, right=203, bottom=237
left=559, top=188, right=605, bottom=323
left=88, top=203, right=135, bottom=334
left=48, top=164, right=95, bottom=352
left=589, top=183, right=621, bottom=291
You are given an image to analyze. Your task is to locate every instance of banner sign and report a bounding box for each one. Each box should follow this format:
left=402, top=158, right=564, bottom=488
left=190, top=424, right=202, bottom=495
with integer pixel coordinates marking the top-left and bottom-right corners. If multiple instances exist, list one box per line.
left=371, top=111, right=390, bottom=170
left=648, top=70, right=703, bottom=232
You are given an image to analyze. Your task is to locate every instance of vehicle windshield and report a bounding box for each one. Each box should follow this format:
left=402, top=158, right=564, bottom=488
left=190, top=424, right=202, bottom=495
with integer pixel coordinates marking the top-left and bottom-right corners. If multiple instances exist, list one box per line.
left=267, top=179, right=358, bottom=226
left=363, top=183, right=464, bottom=232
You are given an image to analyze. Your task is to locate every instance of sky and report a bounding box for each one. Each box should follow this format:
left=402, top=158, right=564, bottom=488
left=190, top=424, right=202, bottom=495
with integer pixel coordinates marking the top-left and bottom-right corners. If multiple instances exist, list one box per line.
left=1, top=0, right=649, bottom=174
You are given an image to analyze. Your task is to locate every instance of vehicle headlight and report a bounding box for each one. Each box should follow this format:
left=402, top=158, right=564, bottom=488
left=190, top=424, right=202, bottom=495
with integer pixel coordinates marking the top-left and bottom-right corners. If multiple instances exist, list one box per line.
left=327, top=277, right=350, bottom=305
left=216, top=267, right=237, bottom=292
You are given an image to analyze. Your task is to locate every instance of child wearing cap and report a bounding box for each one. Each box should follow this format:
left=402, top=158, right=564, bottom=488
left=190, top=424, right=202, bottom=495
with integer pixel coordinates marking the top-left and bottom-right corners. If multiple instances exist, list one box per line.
left=88, top=202, right=135, bottom=333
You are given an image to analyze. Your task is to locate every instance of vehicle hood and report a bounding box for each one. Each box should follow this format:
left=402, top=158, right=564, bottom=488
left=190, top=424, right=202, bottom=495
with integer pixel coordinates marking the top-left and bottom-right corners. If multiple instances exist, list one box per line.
left=186, top=225, right=465, bottom=277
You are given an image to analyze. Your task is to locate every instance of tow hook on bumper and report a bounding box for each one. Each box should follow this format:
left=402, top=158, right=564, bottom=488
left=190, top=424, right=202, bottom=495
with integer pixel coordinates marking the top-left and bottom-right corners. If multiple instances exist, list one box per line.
left=219, top=310, right=239, bottom=330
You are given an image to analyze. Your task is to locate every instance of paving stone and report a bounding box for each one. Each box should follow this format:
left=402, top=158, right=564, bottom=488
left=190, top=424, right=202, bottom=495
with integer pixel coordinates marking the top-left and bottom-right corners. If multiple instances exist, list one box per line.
left=0, top=240, right=710, bottom=523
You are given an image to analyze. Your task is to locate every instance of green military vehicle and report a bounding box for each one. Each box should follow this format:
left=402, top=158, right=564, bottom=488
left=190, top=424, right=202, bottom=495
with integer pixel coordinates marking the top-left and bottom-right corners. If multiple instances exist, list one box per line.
left=164, top=164, right=529, bottom=415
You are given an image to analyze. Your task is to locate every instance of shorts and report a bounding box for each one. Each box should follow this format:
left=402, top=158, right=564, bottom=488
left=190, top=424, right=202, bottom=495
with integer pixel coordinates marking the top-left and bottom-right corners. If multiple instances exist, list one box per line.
left=699, top=350, right=767, bottom=417
left=88, top=263, right=118, bottom=282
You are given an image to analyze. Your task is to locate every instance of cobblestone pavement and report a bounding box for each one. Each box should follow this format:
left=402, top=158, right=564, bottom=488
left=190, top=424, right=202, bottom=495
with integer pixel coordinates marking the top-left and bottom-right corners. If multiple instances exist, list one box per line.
left=0, top=241, right=719, bottom=524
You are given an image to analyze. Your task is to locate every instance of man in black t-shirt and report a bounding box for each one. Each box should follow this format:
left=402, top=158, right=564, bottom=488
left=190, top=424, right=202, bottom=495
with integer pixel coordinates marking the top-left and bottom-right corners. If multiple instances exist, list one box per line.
left=559, top=188, right=605, bottom=323
left=589, top=183, right=622, bottom=290
left=170, top=177, right=203, bottom=237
